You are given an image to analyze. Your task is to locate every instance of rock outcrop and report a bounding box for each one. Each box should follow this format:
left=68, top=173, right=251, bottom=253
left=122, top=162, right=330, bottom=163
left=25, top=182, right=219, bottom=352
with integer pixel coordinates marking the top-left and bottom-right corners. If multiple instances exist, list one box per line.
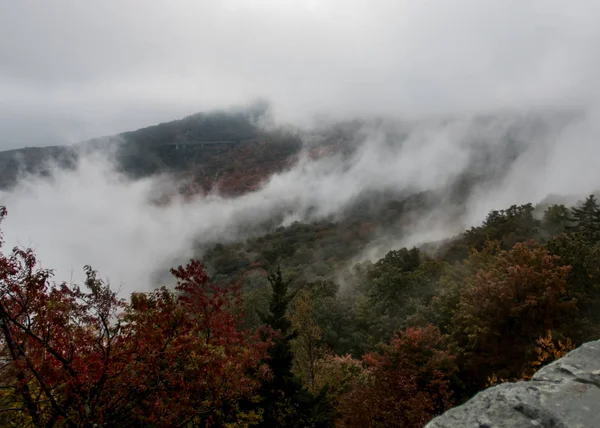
left=426, top=340, right=600, bottom=428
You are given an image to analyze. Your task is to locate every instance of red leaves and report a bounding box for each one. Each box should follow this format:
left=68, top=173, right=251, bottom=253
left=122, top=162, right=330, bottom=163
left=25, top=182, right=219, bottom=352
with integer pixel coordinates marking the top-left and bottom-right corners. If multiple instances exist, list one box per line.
left=0, top=243, right=114, bottom=425
left=123, top=261, right=271, bottom=425
left=0, top=209, right=271, bottom=427
left=338, top=325, right=457, bottom=428
left=451, top=241, right=577, bottom=387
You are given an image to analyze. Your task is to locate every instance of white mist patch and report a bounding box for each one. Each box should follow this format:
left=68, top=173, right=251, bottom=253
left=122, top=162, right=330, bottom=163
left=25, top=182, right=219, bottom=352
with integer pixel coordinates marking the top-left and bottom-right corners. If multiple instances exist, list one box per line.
left=1, top=112, right=598, bottom=294
left=463, top=109, right=600, bottom=226
left=0, top=155, right=191, bottom=293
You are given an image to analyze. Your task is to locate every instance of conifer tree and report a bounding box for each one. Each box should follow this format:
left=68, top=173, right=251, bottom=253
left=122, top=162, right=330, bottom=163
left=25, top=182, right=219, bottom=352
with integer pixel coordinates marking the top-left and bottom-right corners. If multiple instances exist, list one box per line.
left=257, top=267, right=302, bottom=426
left=257, top=267, right=334, bottom=427
left=259, top=266, right=299, bottom=395
left=567, top=194, right=600, bottom=241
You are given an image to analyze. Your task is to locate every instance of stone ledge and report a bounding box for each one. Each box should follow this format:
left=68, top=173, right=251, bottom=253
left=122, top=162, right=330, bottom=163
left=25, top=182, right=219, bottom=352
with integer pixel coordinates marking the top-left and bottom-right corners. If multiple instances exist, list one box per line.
left=426, top=341, right=600, bottom=428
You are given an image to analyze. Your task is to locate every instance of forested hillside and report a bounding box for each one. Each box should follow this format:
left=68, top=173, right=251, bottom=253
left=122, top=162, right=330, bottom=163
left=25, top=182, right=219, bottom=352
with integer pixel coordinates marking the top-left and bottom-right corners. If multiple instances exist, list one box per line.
left=1, top=107, right=596, bottom=426
left=0, top=104, right=304, bottom=194
left=2, top=192, right=600, bottom=426
left=0, top=107, right=573, bottom=198
left=4, top=0, right=600, bottom=423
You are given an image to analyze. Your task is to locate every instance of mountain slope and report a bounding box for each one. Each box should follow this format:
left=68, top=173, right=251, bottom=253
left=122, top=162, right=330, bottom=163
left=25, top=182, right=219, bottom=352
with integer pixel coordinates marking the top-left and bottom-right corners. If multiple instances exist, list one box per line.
left=0, top=105, right=303, bottom=194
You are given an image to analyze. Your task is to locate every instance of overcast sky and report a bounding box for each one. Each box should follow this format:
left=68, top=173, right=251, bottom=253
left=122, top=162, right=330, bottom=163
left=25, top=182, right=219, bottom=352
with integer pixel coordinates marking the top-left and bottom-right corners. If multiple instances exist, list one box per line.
left=1, top=0, right=599, bottom=149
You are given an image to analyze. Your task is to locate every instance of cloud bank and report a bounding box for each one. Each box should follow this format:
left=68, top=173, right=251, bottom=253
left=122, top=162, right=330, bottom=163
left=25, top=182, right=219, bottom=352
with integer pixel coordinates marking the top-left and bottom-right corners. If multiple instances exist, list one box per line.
left=2, top=0, right=600, bottom=292
left=2, top=110, right=599, bottom=294
left=2, top=0, right=600, bottom=148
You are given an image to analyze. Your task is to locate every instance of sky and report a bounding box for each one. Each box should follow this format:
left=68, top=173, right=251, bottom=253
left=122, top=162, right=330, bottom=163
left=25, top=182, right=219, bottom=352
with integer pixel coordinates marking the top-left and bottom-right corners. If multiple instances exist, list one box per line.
left=1, top=0, right=600, bottom=149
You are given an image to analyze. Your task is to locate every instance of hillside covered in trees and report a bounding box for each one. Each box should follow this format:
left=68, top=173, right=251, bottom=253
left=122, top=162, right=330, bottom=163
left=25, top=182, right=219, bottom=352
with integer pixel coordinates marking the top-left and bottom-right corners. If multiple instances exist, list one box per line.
left=1, top=107, right=598, bottom=426
left=0, top=103, right=305, bottom=195
left=0, top=106, right=575, bottom=199
left=4, top=0, right=600, bottom=424
left=2, top=190, right=600, bottom=426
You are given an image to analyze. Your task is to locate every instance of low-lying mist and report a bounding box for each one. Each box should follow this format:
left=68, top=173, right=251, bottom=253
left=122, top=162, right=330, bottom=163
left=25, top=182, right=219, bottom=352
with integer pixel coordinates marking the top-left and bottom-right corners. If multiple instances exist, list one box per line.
left=0, top=108, right=598, bottom=295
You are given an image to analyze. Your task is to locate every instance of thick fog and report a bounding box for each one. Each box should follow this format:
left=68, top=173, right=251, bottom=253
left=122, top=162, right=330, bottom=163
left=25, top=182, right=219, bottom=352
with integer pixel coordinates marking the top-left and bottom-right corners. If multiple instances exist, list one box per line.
left=1, top=0, right=600, bottom=148
left=2, top=1, right=600, bottom=292
left=1, top=110, right=599, bottom=293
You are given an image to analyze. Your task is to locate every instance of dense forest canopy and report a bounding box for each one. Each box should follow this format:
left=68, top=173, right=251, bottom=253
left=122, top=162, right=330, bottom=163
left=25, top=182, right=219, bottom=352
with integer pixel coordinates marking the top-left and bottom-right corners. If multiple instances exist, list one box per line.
left=2, top=190, right=600, bottom=426
left=4, top=0, right=600, bottom=424
left=1, top=108, right=600, bottom=426
left=0, top=104, right=302, bottom=194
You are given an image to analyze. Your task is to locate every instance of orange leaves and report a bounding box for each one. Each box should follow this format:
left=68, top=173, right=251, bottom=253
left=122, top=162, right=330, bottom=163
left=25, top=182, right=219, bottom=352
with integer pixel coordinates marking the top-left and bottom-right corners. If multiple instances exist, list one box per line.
left=337, top=325, right=457, bottom=428
left=0, top=211, right=271, bottom=427
left=121, top=260, right=272, bottom=425
left=528, top=330, right=574, bottom=373
left=450, top=241, right=577, bottom=388
left=486, top=330, right=575, bottom=386
left=462, top=241, right=573, bottom=332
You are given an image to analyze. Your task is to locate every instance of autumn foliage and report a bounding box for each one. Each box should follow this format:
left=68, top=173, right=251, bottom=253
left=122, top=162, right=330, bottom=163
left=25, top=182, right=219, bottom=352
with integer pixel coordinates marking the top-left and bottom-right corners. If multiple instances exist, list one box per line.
left=3, top=194, right=600, bottom=427
left=0, top=208, right=270, bottom=427
left=338, top=326, right=457, bottom=428
left=450, top=241, right=576, bottom=389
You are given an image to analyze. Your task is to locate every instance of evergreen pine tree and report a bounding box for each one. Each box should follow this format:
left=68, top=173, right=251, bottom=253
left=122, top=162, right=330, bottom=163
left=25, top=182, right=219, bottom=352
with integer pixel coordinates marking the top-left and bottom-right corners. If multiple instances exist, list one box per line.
left=567, top=194, right=600, bottom=241
left=257, top=267, right=334, bottom=427
left=260, top=266, right=299, bottom=394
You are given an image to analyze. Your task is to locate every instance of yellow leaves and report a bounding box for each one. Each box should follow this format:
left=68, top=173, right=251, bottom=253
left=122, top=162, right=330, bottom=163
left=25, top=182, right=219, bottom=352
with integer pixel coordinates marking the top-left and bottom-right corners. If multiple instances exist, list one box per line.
left=486, top=331, right=574, bottom=386
left=0, top=386, right=35, bottom=427
left=518, top=335, right=571, bottom=382
left=221, top=408, right=263, bottom=428
left=485, top=373, right=508, bottom=387
left=313, top=353, right=369, bottom=398
left=530, top=330, right=574, bottom=371
left=291, top=293, right=322, bottom=340
left=290, top=292, right=328, bottom=393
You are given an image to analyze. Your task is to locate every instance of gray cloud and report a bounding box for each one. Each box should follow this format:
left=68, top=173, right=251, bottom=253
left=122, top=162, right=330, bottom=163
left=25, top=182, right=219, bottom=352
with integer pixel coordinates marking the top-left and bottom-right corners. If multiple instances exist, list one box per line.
left=1, top=111, right=594, bottom=294
left=2, top=0, right=600, bottom=148
left=2, top=0, right=600, bottom=293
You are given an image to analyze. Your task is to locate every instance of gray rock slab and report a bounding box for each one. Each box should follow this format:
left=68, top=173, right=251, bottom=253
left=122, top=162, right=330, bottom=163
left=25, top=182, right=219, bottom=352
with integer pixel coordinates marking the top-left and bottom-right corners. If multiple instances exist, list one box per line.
left=426, top=341, right=600, bottom=428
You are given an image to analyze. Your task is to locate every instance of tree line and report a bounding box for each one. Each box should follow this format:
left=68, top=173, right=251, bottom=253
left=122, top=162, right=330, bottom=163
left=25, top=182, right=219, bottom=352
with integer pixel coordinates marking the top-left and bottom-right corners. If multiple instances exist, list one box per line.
left=2, top=195, right=600, bottom=426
